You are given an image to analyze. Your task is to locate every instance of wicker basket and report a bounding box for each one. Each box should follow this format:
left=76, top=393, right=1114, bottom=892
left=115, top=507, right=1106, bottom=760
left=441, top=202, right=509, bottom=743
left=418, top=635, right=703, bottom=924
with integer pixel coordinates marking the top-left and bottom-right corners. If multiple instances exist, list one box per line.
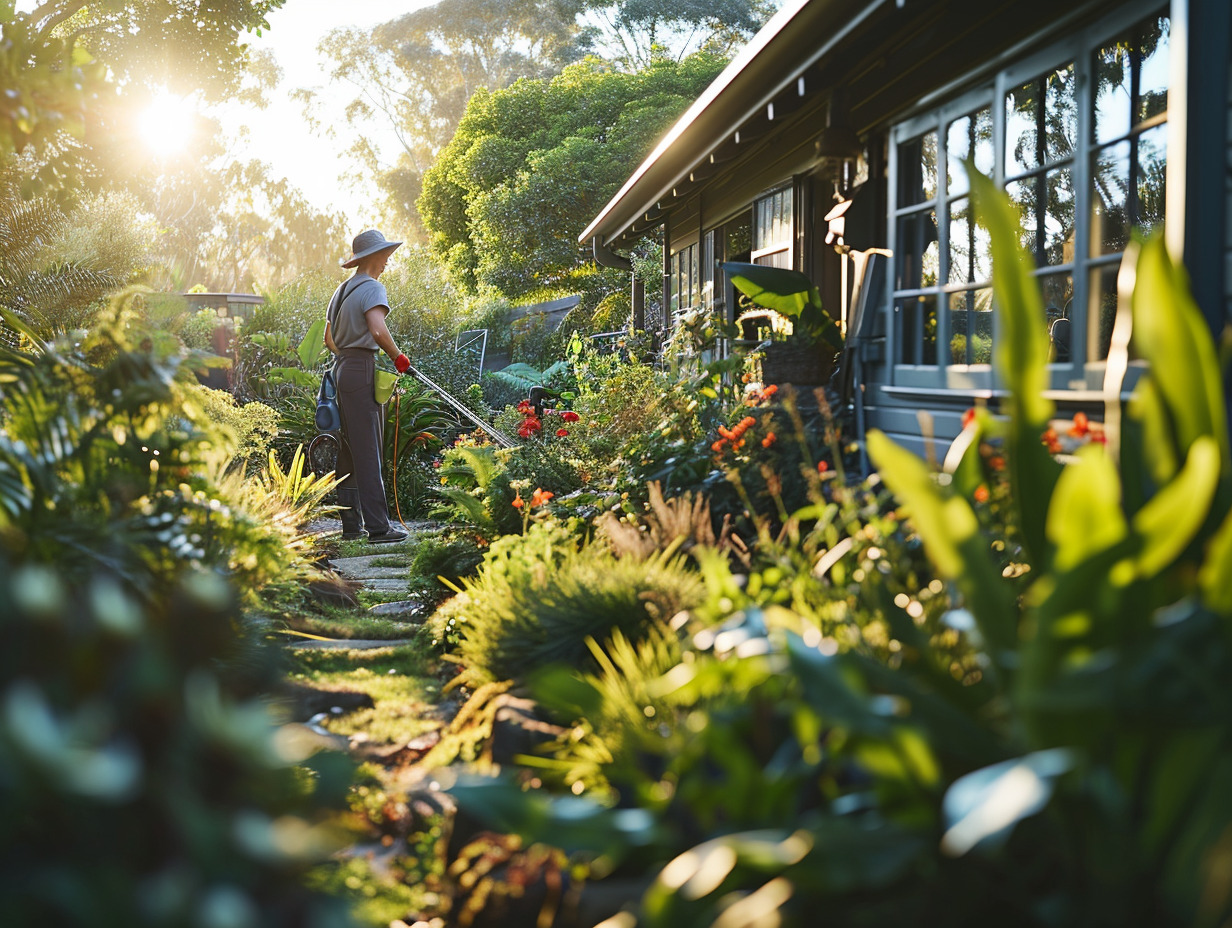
left=760, top=339, right=836, bottom=387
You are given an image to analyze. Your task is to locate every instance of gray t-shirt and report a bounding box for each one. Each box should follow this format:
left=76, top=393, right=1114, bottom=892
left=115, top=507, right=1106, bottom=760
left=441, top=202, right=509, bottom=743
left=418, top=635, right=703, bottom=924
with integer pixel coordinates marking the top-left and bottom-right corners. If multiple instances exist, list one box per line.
left=329, top=274, right=389, bottom=351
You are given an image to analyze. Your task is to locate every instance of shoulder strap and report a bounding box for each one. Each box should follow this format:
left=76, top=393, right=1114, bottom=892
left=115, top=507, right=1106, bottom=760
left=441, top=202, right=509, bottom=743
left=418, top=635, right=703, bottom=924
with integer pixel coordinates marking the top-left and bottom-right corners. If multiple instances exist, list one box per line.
left=326, top=276, right=365, bottom=329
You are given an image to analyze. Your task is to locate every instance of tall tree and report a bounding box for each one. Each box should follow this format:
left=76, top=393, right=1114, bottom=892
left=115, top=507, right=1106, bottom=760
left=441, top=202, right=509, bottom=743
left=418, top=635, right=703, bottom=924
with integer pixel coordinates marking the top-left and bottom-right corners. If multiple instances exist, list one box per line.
left=304, top=0, right=585, bottom=236
left=419, top=53, right=727, bottom=297
left=574, top=0, right=778, bottom=70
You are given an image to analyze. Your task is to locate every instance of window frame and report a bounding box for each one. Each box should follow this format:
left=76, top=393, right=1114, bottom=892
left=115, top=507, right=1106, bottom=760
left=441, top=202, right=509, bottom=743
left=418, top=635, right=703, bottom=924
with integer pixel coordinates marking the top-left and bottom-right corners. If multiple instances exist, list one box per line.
left=886, top=0, right=1168, bottom=394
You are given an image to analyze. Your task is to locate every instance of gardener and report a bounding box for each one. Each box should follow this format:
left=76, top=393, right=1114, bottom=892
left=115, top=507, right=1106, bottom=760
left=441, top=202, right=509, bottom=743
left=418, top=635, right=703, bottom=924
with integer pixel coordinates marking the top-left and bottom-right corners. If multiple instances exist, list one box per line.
left=323, top=229, right=411, bottom=544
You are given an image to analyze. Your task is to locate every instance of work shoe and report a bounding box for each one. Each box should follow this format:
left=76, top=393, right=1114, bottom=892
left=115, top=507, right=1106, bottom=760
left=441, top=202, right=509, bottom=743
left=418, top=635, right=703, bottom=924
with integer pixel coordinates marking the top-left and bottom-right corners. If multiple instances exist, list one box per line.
left=367, top=527, right=409, bottom=545
left=341, top=530, right=368, bottom=541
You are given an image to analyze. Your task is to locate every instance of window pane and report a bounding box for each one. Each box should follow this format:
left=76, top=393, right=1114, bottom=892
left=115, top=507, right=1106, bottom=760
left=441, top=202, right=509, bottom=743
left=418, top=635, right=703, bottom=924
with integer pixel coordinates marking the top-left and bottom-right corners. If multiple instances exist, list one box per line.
left=898, top=131, right=938, bottom=206
left=896, top=210, right=939, bottom=289
left=1093, top=37, right=1132, bottom=144
left=1008, top=168, right=1076, bottom=266
left=725, top=214, right=752, bottom=258
left=947, top=106, right=993, bottom=197
left=1137, top=123, right=1167, bottom=235
left=1088, top=265, right=1120, bottom=360
left=1045, top=65, right=1078, bottom=162
left=1137, top=16, right=1170, bottom=126
left=947, top=288, right=994, bottom=364
left=669, top=253, right=680, bottom=313
left=1006, top=78, right=1040, bottom=176
left=1091, top=140, right=1130, bottom=255
left=1040, top=273, right=1075, bottom=362
left=948, top=197, right=991, bottom=285
left=899, top=295, right=937, bottom=365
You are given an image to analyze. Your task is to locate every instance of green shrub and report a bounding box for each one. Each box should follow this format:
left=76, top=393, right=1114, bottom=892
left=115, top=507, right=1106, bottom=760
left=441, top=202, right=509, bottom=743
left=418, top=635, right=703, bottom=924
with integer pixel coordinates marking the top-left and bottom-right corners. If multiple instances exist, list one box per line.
left=446, top=520, right=706, bottom=687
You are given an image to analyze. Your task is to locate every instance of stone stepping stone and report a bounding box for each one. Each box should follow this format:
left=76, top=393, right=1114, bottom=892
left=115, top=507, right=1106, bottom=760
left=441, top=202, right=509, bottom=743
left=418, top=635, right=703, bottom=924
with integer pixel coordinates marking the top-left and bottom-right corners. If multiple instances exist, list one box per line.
left=356, top=578, right=412, bottom=593
left=283, top=637, right=417, bottom=651
left=328, top=554, right=410, bottom=574
left=367, top=599, right=430, bottom=620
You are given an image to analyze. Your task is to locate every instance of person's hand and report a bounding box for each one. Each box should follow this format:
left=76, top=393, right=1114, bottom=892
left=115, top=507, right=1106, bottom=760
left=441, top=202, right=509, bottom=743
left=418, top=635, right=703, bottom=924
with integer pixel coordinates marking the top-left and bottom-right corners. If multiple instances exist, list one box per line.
left=394, top=353, right=410, bottom=373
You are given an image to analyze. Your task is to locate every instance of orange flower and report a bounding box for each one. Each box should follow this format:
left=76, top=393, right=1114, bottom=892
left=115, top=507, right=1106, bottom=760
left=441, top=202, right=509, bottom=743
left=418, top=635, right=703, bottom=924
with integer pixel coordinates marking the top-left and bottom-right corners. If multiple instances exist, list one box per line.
left=711, top=440, right=725, bottom=453
left=763, top=384, right=778, bottom=398
left=973, top=484, right=990, bottom=503
left=761, top=432, right=776, bottom=448
left=818, top=460, right=830, bottom=474
left=530, top=488, right=554, bottom=508
left=1042, top=428, right=1061, bottom=454
left=718, top=425, right=735, bottom=440
left=511, top=493, right=525, bottom=509
left=1068, top=411, right=1090, bottom=438
left=989, top=455, right=1006, bottom=471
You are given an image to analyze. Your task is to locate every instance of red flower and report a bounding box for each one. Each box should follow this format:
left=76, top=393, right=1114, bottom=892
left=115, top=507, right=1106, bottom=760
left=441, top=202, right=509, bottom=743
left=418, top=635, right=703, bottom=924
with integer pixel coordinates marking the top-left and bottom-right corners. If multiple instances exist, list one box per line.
left=562, top=411, right=580, bottom=423
left=517, top=401, right=534, bottom=415
left=556, top=428, right=569, bottom=437
left=1068, top=411, right=1090, bottom=438
left=531, top=488, right=554, bottom=508
left=962, top=407, right=977, bottom=430
left=1042, top=428, right=1062, bottom=454
left=989, top=455, right=1005, bottom=471
left=973, top=484, right=990, bottom=503
left=818, top=460, right=829, bottom=474
left=511, top=493, right=524, bottom=509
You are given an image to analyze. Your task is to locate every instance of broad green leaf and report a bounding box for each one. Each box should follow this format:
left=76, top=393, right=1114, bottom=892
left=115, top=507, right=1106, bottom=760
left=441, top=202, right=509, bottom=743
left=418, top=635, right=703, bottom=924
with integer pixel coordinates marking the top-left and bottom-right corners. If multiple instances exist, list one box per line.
left=1198, top=506, right=1232, bottom=614
left=297, top=318, right=326, bottom=370
left=867, top=430, right=969, bottom=578
left=1132, top=435, right=1221, bottom=580
left=720, top=261, right=820, bottom=317
left=1129, top=377, right=1182, bottom=488
left=1131, top=236, right=1230, bottom=469
left=867, top=429, right=1019, bottom=662
left=967, top=167, right=1051, bottom=428
left=1047, top=444, right=1127, bottom=570
left=968, top=167, right=1061, bottom=565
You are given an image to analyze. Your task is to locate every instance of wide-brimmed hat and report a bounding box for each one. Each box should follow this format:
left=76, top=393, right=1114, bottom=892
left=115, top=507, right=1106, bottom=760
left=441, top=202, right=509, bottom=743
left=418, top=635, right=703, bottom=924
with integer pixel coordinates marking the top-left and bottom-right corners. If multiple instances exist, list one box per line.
left=341, top=229, right=402, bottom=268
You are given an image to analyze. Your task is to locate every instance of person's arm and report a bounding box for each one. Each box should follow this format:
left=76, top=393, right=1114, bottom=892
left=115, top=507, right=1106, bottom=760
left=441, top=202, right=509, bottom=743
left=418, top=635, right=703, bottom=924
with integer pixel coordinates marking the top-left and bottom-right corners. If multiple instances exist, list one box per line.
left=365, top=306, right=409, bottom=371
left=324, top=319, right=338, bottom=354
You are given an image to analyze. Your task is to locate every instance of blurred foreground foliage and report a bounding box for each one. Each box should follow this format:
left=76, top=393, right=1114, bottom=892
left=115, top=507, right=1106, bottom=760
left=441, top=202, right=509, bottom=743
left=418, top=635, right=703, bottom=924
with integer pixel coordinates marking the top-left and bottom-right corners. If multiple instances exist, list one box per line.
left=0, top=294, right=354, bottom=927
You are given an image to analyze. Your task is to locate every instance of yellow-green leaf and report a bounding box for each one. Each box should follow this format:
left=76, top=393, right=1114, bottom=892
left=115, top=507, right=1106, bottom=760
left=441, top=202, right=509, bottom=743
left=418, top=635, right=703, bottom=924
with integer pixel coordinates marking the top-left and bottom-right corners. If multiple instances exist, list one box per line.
left=1047, top=444, right=1127, bottom=571
left=1132, top=435, right=1221, bottom=579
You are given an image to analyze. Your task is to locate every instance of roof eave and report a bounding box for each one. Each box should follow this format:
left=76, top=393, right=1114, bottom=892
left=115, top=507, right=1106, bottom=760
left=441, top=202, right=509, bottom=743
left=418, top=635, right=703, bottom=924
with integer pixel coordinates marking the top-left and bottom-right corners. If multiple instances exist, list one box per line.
left=579, top=0, right=886, bottom=249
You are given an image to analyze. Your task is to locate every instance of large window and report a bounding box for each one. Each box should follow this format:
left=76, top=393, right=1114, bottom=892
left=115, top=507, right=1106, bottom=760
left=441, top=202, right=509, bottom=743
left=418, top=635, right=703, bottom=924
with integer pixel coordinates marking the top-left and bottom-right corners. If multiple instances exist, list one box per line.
left=752, top=186, right=793, bottom=268
left=889, top=2, right=1168, bottom=387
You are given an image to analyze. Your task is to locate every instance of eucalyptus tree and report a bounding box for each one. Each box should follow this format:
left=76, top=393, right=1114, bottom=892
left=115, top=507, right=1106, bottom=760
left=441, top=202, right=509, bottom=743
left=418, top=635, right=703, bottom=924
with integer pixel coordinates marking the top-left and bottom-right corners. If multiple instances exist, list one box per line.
left=306, top=0, right=586, bottom=236
left=573, top=0, right=780, bottom=70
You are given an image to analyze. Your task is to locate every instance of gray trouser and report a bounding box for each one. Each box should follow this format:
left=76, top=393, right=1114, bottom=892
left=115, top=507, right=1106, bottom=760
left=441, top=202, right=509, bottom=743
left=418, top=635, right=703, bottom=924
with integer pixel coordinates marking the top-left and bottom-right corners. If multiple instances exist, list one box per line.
left=334, top=349, right=391, bottom=534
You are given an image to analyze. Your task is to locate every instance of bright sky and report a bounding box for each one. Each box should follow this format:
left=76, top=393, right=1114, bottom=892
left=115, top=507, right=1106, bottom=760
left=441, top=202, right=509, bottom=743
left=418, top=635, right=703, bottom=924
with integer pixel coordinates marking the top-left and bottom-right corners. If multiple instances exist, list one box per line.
left=228, top=0, right=434, bottom=231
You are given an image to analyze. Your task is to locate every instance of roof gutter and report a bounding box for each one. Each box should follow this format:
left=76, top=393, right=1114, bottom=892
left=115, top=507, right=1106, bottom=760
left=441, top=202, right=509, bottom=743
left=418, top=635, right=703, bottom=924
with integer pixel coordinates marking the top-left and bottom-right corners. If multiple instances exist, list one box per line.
left=578, top=0, right=888, bottom=248
left=591, top=235, right=633, bottom=272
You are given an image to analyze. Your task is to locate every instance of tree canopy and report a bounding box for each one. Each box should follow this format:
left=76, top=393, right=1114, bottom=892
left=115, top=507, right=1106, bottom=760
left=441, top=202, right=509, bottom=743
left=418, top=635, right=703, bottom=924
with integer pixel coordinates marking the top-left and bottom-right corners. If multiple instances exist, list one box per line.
left=418, top=53, right=727, bottom=299
left=2, top=0, right=284, bottom=182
